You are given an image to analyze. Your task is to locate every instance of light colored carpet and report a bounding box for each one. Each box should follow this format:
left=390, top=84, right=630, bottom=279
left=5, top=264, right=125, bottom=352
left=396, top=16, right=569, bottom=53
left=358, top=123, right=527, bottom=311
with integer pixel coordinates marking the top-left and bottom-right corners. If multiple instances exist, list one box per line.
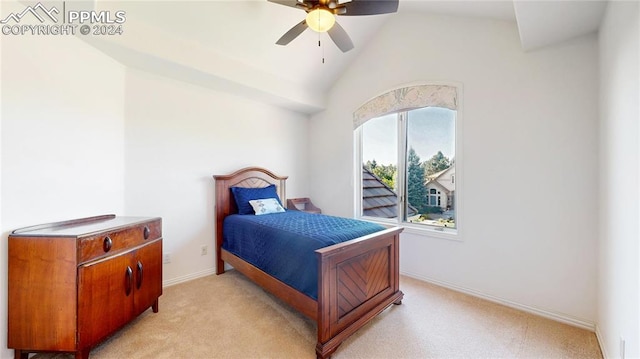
left=33, top=271, right=602, bottom=359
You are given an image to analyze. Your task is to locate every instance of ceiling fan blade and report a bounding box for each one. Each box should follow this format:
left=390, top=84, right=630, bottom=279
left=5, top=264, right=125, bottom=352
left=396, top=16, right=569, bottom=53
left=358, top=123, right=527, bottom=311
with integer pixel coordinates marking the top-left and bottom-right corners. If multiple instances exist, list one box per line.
left=267, top=0, right=310, bottom=10
left=327, top=21, right=354, bottom=52
left=341, top=0, right=399, bottom=16
left=276, top=20, right=309, bottom=45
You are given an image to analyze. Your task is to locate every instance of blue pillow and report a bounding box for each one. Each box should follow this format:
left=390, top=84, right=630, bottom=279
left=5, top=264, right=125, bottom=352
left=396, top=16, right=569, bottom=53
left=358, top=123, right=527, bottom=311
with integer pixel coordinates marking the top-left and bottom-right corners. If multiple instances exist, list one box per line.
left=231, top=185, right=282, bottom=215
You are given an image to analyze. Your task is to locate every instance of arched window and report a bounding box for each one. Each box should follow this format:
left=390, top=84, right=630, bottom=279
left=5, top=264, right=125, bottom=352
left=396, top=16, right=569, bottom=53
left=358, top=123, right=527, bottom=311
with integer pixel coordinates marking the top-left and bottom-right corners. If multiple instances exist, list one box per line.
left=355, top=83, right=461, bottom=232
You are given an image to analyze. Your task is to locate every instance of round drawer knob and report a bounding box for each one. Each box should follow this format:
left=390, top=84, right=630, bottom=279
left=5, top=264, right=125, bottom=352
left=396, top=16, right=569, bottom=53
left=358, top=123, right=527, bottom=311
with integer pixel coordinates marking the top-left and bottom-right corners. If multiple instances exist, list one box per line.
left=103, top=236, right=112, bottom=252
left=143, top=226, right=150, bottom=240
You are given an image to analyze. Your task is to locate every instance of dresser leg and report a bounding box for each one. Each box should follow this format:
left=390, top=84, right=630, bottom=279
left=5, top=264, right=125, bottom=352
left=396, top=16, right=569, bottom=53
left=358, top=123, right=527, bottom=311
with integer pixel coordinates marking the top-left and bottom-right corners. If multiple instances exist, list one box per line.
left=14, top=349, right=28, bottom=359
left=152, top=298, right=159, bottom=313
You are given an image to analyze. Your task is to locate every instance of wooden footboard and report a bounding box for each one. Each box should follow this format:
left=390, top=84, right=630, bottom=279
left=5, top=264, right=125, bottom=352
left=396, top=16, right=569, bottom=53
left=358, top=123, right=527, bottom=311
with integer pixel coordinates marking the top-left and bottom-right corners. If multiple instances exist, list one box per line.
left=219, top=226, right=403, bottom=359
left=315, top=226, right=403, bottom=359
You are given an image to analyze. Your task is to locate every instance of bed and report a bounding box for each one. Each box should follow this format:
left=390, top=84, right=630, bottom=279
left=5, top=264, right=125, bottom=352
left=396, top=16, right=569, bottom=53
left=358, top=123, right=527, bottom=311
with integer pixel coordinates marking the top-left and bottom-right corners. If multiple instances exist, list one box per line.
left=213, top=167, right=403, bottom=359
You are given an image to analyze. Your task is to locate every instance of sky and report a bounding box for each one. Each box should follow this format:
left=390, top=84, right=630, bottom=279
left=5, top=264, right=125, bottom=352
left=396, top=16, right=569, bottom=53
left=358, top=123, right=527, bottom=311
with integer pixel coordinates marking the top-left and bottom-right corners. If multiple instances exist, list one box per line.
left=362, top=107, right=456, bottom=165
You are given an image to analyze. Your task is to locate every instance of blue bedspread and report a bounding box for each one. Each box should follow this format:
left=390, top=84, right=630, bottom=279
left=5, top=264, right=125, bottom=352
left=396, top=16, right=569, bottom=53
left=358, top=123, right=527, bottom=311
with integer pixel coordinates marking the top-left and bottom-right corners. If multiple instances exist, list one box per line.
left=222, top=211, right=385, bottom=300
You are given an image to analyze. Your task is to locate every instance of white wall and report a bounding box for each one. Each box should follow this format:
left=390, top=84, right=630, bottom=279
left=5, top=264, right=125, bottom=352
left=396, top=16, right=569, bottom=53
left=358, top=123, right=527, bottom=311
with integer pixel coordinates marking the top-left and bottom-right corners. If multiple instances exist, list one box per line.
left=0, top=10, right=126, bottom=359
left=598, top=1, right=640, bottom=358
left=123, top=69, right=309, bottom=284
left=0, top=37, right=309, bottom=359
left=1, top=37, right=126, bottom=227
left=0, top=27, right=309, bottom=359
left=309, top=14, right=599, bottom=327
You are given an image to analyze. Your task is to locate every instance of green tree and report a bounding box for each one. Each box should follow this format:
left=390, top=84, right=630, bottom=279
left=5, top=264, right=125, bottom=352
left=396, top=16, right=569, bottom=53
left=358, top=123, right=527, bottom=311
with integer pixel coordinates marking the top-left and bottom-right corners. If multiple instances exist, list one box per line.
left=364, top=160, right=396, bottom=189
left=423, top=151, right=451, bottom=176
left=407, top=148, right=428, bottom=212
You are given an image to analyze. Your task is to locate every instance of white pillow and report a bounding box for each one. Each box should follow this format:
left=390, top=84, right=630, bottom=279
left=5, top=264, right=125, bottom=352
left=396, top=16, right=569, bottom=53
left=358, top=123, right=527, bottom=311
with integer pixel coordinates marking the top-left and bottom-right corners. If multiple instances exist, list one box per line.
left=249, top=198, right=286, bottom=215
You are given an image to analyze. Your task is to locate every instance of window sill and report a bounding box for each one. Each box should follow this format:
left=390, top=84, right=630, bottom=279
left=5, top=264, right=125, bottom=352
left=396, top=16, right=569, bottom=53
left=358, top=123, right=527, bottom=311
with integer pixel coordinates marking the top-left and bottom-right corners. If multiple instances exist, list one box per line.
left=359, top=216, right=461, bottom=242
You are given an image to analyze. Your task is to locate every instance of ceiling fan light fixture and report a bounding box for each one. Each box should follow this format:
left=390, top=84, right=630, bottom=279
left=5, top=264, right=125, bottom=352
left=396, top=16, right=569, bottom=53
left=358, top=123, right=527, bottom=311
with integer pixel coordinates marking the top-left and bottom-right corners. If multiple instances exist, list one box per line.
left=306, top=8, right=335, bottom=33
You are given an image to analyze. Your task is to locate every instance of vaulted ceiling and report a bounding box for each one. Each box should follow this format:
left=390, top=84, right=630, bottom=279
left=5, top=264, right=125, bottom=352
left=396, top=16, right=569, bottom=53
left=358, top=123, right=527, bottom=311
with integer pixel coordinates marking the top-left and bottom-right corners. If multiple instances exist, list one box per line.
left=87, top=0, right=607, bottom=114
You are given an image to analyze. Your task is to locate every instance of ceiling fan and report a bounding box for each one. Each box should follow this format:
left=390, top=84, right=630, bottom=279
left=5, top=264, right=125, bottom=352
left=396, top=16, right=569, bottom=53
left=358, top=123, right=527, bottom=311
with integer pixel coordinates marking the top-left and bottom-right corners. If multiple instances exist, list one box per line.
left=268, top=0, right=399, bottom=52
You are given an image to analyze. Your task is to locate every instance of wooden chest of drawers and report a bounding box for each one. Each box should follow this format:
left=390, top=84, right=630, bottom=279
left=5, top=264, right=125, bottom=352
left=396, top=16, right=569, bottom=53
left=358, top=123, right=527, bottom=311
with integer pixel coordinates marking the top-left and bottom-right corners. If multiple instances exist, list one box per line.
left=7, top=215, right=163, bottom=359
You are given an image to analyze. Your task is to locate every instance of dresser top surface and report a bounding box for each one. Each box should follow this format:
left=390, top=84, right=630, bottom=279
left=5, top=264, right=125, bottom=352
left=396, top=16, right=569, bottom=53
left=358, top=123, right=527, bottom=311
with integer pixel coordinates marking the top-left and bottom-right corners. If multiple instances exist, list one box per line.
left=11, top=215, right=161, bottom=237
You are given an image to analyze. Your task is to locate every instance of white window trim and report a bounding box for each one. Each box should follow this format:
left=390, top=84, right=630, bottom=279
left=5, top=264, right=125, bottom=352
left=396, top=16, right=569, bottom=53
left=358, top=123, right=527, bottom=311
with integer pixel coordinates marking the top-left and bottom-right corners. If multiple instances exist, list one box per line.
left=353, top=81, right=464, bottom=240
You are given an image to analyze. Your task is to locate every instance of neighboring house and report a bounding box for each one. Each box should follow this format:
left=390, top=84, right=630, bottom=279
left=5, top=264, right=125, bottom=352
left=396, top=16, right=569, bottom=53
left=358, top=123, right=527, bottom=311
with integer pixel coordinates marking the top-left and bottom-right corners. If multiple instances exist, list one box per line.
left=425, top=166, right=455, bottom=210
left=362, top=167, right=419, bottom=219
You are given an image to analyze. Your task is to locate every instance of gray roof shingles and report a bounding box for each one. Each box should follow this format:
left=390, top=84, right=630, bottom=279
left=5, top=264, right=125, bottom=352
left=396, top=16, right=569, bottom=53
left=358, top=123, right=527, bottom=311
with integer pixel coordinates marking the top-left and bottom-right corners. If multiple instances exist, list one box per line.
left=362, top=167, right=418, bottom=218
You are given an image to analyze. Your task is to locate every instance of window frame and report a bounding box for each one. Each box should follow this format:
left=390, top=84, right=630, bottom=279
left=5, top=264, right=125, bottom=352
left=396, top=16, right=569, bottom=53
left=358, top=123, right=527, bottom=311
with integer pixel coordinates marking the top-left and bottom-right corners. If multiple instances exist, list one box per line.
left=354, top=82, right=463, bottom=240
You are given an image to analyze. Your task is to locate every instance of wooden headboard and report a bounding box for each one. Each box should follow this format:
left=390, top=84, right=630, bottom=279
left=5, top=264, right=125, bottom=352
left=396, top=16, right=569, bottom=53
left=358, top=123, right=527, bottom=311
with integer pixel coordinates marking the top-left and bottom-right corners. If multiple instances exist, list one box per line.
left=212, top=167, right=288, bottom=273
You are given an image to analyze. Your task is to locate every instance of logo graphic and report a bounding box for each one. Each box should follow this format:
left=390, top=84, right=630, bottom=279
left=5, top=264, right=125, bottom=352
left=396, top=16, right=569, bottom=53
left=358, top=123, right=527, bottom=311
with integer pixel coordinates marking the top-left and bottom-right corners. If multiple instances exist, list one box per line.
left=1, top=1, right=126, bottom=36
left=0, top=2, right=59, bottom=24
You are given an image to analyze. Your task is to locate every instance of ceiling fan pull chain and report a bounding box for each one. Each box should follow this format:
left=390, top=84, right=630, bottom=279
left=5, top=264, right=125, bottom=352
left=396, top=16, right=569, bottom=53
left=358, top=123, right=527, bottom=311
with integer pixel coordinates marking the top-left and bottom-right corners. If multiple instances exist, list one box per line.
left=319, top=32, right=325, bottom=64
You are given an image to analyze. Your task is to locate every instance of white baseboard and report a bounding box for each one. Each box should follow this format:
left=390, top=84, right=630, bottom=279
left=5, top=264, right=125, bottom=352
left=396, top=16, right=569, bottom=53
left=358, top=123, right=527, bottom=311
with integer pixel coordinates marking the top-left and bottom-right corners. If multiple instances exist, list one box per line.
left=162, top=268, right=216, bottom=288
left=401, top=271, right=596, bottom=332
left=595, top=325, right=609, bottom=359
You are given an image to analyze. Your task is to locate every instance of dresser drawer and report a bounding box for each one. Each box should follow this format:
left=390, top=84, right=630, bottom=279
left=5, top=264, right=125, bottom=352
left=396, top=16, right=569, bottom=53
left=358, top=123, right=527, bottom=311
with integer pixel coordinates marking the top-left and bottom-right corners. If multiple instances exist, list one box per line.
left=77, top=219, right=162, bottom=264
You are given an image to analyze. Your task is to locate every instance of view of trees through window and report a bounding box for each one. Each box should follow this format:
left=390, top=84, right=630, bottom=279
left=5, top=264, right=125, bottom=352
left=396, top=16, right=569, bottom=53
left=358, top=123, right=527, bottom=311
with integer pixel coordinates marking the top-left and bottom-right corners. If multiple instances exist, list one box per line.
left=361, top=106, right=456, bottom=229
